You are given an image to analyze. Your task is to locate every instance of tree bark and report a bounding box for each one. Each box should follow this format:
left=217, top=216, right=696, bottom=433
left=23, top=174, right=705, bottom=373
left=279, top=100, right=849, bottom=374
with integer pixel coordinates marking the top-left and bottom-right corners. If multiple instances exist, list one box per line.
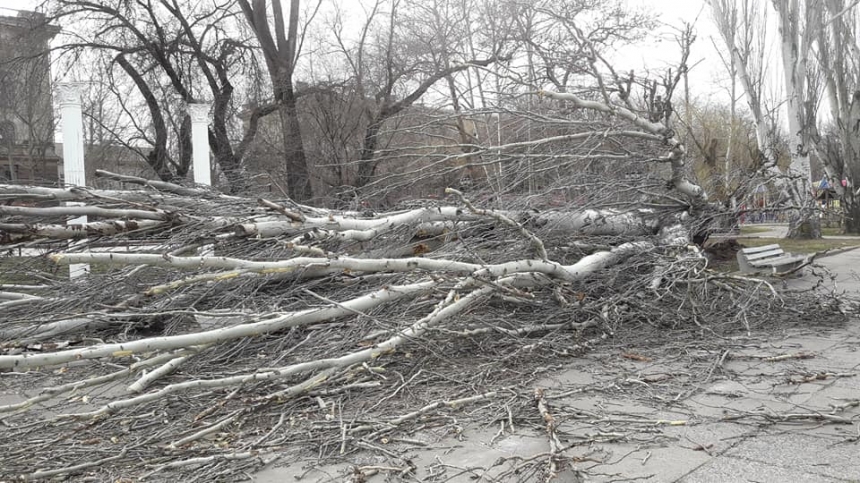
left=772, top=0, right=819, bottom=238
left=238, top=0, right=313, bottom=201
left=114, top=54, right=173, bottom=182
left=280, top=96, right=313, bottom=200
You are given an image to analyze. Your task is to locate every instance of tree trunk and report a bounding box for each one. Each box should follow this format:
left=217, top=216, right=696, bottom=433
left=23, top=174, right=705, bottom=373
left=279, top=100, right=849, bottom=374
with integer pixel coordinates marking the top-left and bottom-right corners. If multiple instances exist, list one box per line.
left=115, top=54, right=174, bottom=182
left=842, top=191, right=860, bottom=233
left=237, top=0, right=312, bottom=201
left=178, top=116, right=192, bottom=179
left=280, top=98, right=312, bottom=201
left=787, top=206, right=821, bottom=239
left=773, top=0, right=819, bottom=239
left=356, top=121, right=382, bottom=188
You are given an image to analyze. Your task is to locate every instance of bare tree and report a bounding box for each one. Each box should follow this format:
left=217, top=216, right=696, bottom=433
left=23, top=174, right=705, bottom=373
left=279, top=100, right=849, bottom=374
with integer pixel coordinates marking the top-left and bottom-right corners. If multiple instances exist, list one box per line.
left=350, top=0, right=506, bottom=189
left=3, top=5, right=848, bottom=481
left=238, top=0, right=318, bottom=201
left=708, top=0, right=821, bottom=237
left=810, top=0, right=860, bottom=233
left=771, top=0, right=821, bottom=237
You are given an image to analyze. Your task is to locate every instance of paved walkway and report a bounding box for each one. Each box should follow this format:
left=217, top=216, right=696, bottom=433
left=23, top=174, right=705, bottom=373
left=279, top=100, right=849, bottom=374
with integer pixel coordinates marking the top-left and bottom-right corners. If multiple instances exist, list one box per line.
left=255, top=251, right=860, bottom=483
left=670, top=250, right=860, bottom=482
left=738, top=222, right=860, bottom=241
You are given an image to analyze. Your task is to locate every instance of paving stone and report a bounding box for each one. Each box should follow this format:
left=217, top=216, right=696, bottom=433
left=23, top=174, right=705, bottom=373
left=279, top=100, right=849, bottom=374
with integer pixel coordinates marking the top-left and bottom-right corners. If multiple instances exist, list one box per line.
left=678, top=455, right=847, bottom=482
left=814, top=342, right=860, bottom=370
left=725, top=432, right=860, bottom=480
left=535, top=364, right=602, bottom=388
left=579, top=442, right=712, bottom=482
left=798, top=384, right=860, bottom=411
left=704, top=380, right=749, bottom=397
left=829, top=373, right=860, bottom=391
left=721, top=375, right=781, bottom=395
left=765, top=384, right=823, bottom=405
left=702, top=377, right=809, bottom=401
left=568, top=395, right=662, bottom=416
left=661, top=421, right=756, bottom=455
left=721, top=359, right=797, bottom=377
left=254, top=460, right=348, bottom=482
left=768, top=336, right=840, bottom=353
left=760, top=423, right=860, bottom=443
left=683, top=392, right=799, bottom=421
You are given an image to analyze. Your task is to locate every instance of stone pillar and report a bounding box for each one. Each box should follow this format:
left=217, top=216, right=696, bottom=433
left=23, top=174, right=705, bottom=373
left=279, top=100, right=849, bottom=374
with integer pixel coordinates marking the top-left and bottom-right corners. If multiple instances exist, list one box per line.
left=187, top=103, right=212, bottom=186
left=57, top=83, right=89, bottom=278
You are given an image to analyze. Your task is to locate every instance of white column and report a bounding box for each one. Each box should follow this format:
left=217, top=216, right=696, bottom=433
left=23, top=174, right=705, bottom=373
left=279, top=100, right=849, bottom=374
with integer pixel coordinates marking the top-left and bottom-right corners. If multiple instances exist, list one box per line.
left=188, top=103, right=213, bottom=256
left=57, top=83, right=89, bottom=278
left=187, top=103, right=212, bottom=186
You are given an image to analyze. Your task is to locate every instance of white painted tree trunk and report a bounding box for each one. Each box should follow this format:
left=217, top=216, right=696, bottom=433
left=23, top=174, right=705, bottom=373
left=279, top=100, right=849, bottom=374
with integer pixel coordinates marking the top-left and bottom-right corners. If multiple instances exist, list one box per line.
left=773, top=0, right=819, bottom=237
left=709, top=0, right=817, bottom=237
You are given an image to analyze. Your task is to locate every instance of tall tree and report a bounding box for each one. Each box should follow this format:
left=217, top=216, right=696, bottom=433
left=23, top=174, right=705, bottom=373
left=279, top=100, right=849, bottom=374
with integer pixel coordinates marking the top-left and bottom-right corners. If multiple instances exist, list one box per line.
left=238, top=0, right=316, bottom=201
left=772, top=0, right=821, bottom=237
left=351, top=0, right=505, bottom=189
left=708, top=0, right=821, bottom=238
left=811, top=0, right=860, bottom=233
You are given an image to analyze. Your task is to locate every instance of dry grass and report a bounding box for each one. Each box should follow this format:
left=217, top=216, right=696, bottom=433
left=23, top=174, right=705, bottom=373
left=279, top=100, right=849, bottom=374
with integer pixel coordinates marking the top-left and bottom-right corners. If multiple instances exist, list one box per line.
left=739, top=225, right=772, bottom=235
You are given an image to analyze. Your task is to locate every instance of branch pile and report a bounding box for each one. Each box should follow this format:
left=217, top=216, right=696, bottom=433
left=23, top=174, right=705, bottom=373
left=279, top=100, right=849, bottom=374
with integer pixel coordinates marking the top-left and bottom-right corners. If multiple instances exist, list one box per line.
left=0, top=71, right=851, bottom=479
left=0, top=172, right=845, bottom=481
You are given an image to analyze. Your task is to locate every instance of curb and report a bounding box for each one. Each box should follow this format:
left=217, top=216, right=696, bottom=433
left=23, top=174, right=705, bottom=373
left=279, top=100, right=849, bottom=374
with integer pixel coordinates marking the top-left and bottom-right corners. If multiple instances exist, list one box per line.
left=816, top=245, right=860, bottom=259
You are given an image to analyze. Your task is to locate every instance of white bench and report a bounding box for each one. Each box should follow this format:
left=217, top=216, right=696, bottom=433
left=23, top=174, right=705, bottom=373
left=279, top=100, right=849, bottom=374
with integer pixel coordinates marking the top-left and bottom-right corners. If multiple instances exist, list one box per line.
left=736, top=244, right=807, bottom=274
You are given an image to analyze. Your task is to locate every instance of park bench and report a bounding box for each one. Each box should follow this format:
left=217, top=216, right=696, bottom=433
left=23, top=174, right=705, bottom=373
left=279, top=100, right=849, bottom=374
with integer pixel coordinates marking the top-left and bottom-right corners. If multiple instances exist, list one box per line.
left=736, top=244, right=807, bottom=274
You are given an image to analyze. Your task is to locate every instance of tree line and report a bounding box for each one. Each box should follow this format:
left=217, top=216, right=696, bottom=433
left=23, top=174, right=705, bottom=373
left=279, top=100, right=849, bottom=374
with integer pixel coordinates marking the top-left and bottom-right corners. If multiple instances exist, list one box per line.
left=12, top=0, right=859, bottom=234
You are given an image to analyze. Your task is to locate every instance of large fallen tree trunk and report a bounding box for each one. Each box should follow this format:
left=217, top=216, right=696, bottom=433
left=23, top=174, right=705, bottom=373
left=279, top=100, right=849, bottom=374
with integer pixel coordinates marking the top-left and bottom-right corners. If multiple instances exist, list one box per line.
left=0, top=85, right=844, bottom=482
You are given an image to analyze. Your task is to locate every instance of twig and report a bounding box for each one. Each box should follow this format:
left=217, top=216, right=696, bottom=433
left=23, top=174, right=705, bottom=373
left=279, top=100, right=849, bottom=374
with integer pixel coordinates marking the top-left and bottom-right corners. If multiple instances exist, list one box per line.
left=21, top=449, right=128, bottom=481
left=257, top=198, right=305, bottom=222
left=250, top=412, right=286, bottom=449
left=128, top=345, right=210, bottom=393
left=534, top=388, right=563, bottom=481
left=169, top=410, right=241, bottom=449
left=141, top=451, right=267, bottom=479
left=351, top=391, right=499, bottom=436
left=446, top=187, right=549, bottom=260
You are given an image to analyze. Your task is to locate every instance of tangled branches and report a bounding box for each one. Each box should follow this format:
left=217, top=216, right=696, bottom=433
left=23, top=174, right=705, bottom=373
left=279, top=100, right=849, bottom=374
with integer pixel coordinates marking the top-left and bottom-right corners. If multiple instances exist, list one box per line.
left=0, top=169, right=846, bottom=482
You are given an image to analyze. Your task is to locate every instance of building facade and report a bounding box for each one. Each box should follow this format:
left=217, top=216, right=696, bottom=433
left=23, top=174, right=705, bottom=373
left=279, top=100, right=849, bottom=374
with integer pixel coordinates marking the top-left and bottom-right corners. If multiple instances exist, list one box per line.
left=0, top=10, right=60, bottom=185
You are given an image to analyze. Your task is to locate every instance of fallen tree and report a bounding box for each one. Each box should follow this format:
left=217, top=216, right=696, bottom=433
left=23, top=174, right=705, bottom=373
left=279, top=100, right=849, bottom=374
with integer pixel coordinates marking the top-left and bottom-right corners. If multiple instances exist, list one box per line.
left=0, top=71, right=849, bottom=483
left=0, top=174, right=846, bottom=481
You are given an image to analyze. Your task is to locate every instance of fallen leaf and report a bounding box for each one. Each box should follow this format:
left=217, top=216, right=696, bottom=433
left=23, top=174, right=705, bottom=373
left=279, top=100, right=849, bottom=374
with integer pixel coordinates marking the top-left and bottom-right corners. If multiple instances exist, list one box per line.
left=621, top=352, right=652, bottom=362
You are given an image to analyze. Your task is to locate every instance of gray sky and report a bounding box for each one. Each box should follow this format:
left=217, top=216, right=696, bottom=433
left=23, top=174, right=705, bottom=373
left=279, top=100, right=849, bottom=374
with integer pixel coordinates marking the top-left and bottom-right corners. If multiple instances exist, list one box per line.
left=626, top=0, right=725, bottom=99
